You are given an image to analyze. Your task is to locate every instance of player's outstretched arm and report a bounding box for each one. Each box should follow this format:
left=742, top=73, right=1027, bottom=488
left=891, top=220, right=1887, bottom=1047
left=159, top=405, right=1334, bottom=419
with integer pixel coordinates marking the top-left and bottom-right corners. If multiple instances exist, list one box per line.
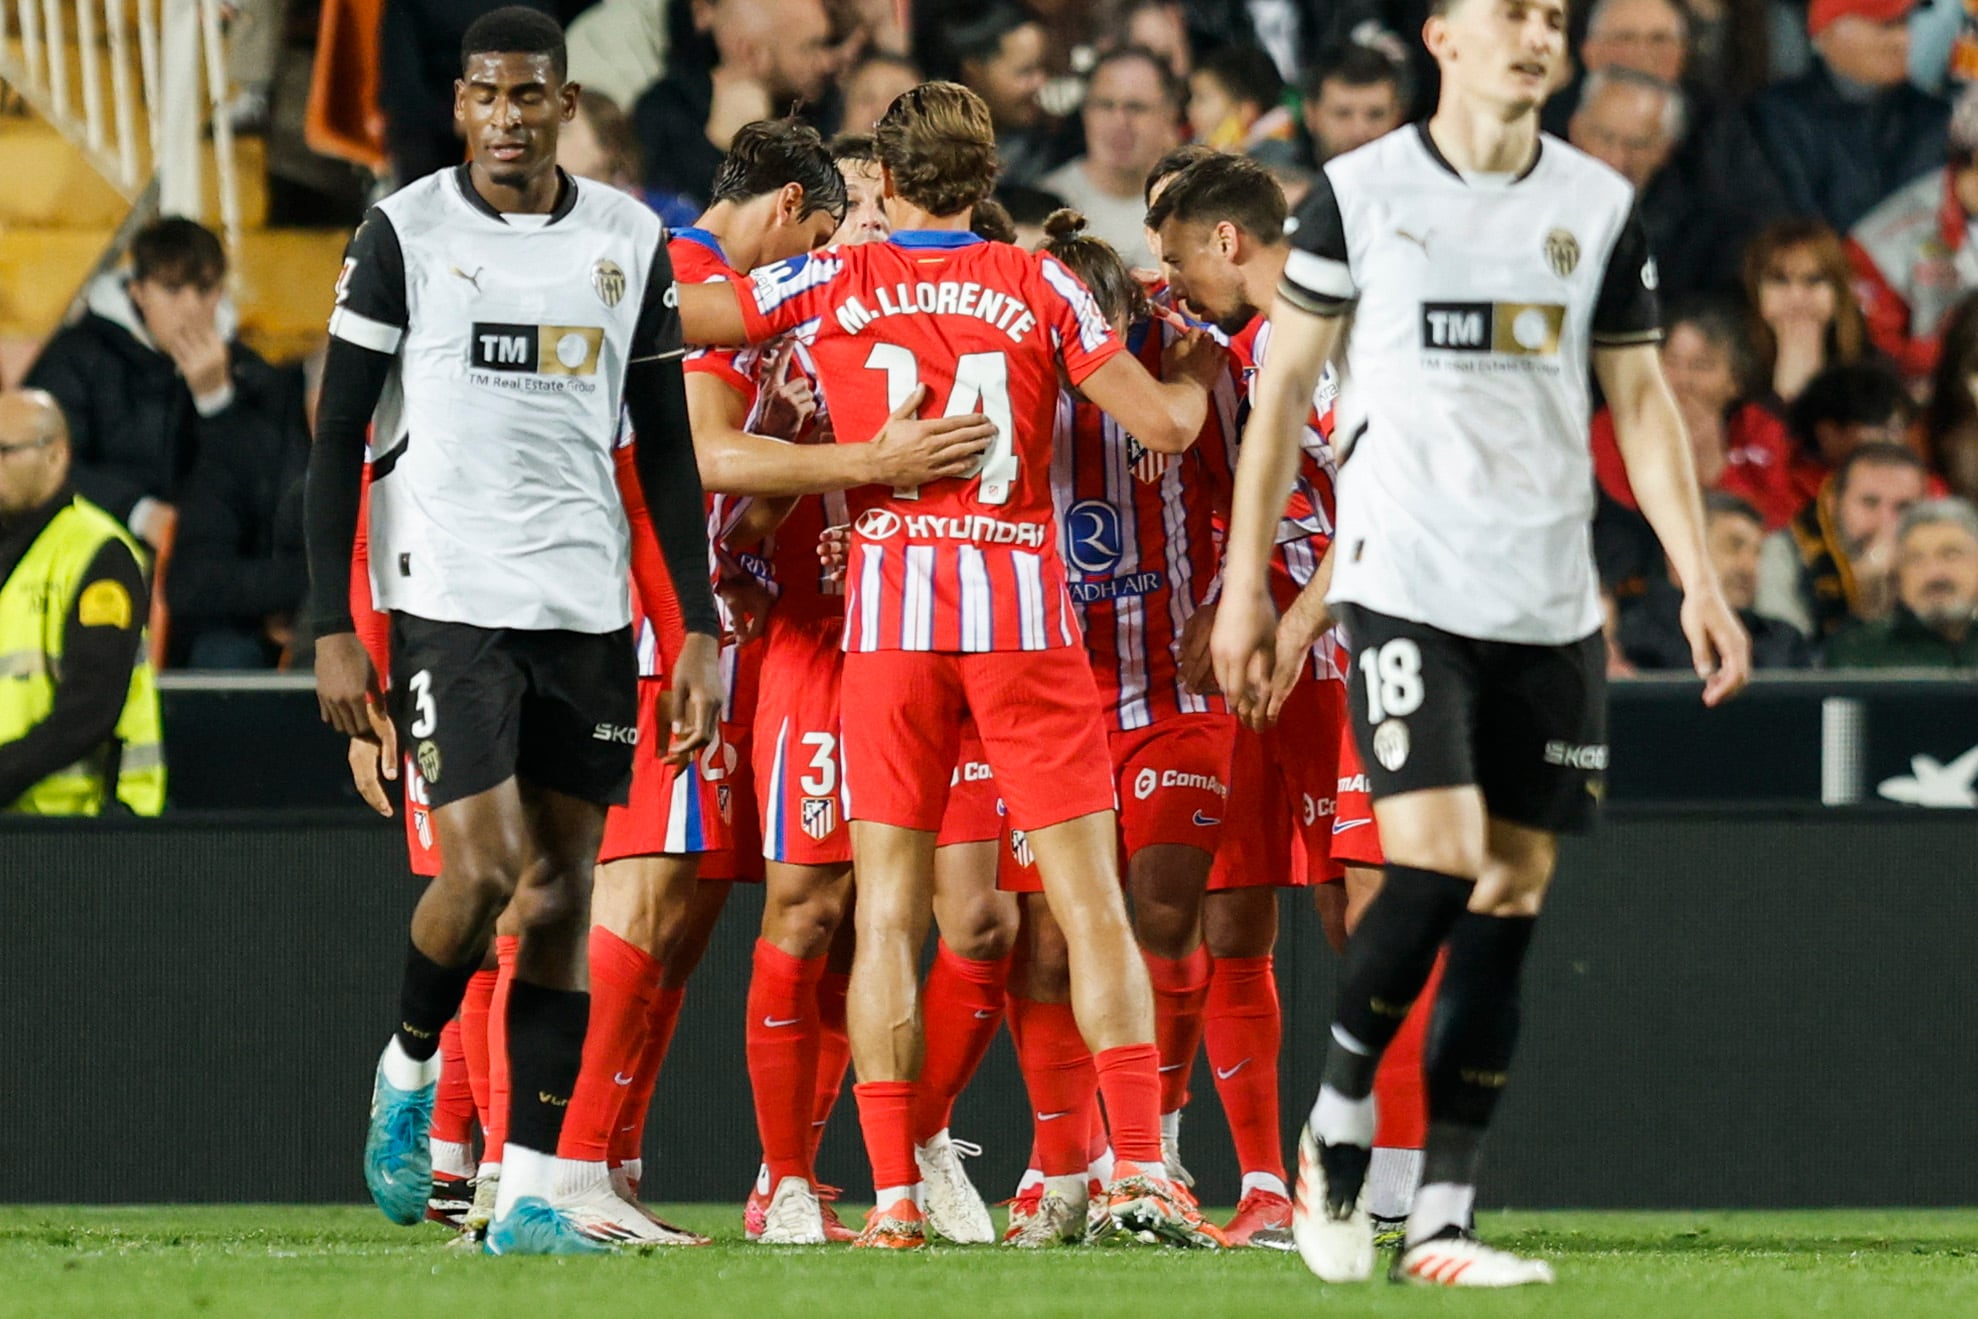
left=304, top=336, right=391, bottom=739
left=1596, top=342, right=1752, bottom=706
left=675, top=281, right=752, bottom=347
left=1209, top=297, right=1343, bottom=723
left=1078, top=334, right=1218, bottom=455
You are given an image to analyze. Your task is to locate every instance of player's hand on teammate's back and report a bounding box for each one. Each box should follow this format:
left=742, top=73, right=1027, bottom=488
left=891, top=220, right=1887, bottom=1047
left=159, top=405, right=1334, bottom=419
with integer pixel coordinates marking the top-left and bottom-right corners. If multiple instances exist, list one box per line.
left=1161, top=327, right=1229, bottom=391
left=665, top=632, right=723, bottom=765
left=1681, top=588, right=1752, bottom=708
left=1209, top=587, right=1280, bottom=729
left=1178, top=600, right=1221, bottom=697
left=315, top=632, right=385, bottom=740
left=863, top=385, right=996, bottom=488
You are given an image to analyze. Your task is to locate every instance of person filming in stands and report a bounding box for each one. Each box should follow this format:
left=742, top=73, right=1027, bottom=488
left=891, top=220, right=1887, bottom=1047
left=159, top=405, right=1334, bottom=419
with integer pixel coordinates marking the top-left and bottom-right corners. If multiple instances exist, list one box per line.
left=1207, top=0, right=1751, bottom=1288
left=303, top=8, right=724, bottom=1257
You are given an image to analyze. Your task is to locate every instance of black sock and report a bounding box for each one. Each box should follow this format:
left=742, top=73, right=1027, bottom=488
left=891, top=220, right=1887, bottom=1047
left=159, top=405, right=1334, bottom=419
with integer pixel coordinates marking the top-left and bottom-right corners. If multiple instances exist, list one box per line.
left=394, top=941, right=481, bottom=1063
left=1322, top=865, right=1474, bottom=1100
left=1421, top=911, right=1538, bottom=1188
left=504, top=980, right=591, bottom=1156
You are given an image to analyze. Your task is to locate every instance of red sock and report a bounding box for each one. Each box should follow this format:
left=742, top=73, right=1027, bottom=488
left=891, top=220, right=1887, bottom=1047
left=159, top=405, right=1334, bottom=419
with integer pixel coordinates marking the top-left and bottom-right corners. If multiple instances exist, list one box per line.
left=853, top=1080, right=919, bottom=1197
left=810, top=971, right=851, bottom=1163
left=747, top=940, right=827, bottom=1186
left=1204, top=954, right=1285, bottom=1183
left=1374, top=955, right=1443, bottom=1151
left=911, top=943, right=1013, bottom=1144
left=1006, top=993, right=1097, bottom=1176
left=431, top=1017, right=476, bottom=1146
left=610, top=984, right=687, bottom=1166
left=483, top=936, right=519, bottom=1164
left=1144, top=945, right=1212, bottom=1116
left=1094, top=1043, right=1163, bottom=1167
left=458, top=968, right=498, bottom=1130
left=558, top=927, right=663, bottom=1162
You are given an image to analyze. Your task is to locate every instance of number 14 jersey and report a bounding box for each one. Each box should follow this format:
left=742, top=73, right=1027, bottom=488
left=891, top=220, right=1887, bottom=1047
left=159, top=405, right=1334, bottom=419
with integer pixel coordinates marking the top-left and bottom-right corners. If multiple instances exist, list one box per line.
left=735, top=229, right=1124, bottom=654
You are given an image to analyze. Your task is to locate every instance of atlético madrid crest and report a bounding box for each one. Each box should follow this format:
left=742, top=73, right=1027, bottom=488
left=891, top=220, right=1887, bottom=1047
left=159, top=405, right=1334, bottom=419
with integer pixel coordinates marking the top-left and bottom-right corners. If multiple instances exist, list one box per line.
left=801, top=795, right=838, bottom=841
left=592, top=258, right=626, bottom=308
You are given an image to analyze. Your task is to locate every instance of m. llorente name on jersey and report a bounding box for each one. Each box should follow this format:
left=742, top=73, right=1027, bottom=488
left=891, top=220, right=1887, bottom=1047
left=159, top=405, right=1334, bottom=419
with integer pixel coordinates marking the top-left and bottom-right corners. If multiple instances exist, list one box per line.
left=753, top=247, right=1113, bottom=347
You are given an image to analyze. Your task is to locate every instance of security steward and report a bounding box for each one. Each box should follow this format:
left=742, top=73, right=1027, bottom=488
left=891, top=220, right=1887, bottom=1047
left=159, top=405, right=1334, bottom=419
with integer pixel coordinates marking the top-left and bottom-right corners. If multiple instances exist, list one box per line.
left=0, top=388, right=163, bottom=815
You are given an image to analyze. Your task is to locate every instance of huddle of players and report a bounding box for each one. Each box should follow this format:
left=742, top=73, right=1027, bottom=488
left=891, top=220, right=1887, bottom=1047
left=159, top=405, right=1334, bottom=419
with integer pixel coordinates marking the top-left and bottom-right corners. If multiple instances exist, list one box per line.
left=347, top=117, right=1447, bottom=1256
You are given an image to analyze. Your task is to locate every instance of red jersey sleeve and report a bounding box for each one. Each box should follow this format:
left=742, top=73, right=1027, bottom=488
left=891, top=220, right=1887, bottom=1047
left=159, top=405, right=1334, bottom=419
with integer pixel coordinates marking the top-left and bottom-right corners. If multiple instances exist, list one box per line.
left=1032, top=252, right=1125, bottom=388
left=614, top=442, right=687, bottom=678
left=737, top=249, right=851, bottom=342
left=684, top=345, right=759, bottom=410
left=1588, top=407, right=1637, bottom=510
left=350, top=465, right=390, bottom=678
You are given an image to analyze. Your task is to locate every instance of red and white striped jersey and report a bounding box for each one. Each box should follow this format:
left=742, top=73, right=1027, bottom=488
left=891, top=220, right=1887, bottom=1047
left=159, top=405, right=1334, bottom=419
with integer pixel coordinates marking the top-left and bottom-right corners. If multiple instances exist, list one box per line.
left=1226, top=315, right=1340, bottom=551
left=735, top=229, right=1125, bottom=653
left=1051, top=318, right=1236, bottom=730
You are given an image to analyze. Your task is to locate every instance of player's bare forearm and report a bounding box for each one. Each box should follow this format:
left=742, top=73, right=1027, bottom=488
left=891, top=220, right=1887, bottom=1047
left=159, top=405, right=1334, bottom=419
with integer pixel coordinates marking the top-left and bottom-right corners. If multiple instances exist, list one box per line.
left=726, top=495, right=798, bottom=549
left=1226, top=299, right=1340, bottom=597
left=689, top=372, right=863, bottom=496
left=1281, top=542, right=1336, bottom=648
left=675, top=281, right=751, bottom=346
left=1596, top=344, right=1715, bottom=595
left=1077, top=351, right=1208, bottom=454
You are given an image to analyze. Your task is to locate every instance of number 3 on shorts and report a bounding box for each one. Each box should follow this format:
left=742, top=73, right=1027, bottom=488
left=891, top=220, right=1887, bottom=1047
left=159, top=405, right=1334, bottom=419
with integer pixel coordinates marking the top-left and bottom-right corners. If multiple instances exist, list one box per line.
left=1359, top=639, right=1423, bottom=724
left=408, top=669, right=437, bottom=738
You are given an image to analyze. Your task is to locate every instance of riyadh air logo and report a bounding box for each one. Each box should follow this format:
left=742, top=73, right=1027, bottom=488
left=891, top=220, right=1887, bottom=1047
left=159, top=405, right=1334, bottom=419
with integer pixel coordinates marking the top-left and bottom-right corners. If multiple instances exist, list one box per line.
left=1877, top=745, right=1978, bottom=808
left=856, top=508, right=902, bottom=539
left=1065, top=499, right=1124, bottom=576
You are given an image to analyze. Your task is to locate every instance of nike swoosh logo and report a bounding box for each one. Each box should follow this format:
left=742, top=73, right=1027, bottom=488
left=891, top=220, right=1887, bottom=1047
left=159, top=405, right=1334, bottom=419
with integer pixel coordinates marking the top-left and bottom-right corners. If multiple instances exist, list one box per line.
left=612, top=1071, right=635, bottom=1086
left=1037, top=1111, right=1072, bottom=1122
left=1158, top=1063, right=1184, bottom=1073
left=1192, top=810, right=1222, bottom=826
left=1332, top=818, right=1371, bottom=835
left=972, top=1009, right=996, bottom=1019
left=763, top=1016, right=803, bottom=1028
left=1216, top=1059, right=1251, bottom=1080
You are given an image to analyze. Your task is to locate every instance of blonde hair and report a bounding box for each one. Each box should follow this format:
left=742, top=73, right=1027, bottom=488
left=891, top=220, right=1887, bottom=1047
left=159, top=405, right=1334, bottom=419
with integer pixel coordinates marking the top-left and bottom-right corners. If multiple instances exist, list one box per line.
left=874, top=81, right=999, bottom=218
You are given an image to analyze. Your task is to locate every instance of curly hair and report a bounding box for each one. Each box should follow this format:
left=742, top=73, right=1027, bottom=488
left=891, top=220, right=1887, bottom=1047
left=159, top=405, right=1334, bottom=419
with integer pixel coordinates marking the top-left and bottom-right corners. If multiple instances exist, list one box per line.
left=874, top=81, right=999, bottom=219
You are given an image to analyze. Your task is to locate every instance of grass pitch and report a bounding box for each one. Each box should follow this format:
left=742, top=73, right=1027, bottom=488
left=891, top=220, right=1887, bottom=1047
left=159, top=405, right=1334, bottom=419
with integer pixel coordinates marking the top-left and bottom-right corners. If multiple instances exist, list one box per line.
left=3, top=1205, right=1974, bottom=1318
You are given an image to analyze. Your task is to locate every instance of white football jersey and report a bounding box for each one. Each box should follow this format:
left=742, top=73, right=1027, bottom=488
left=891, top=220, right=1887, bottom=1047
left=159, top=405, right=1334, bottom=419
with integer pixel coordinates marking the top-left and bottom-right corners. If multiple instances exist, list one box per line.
left=328, top=166, right=682, bottom=633
left=1282, top=125, right=1661, bottom=645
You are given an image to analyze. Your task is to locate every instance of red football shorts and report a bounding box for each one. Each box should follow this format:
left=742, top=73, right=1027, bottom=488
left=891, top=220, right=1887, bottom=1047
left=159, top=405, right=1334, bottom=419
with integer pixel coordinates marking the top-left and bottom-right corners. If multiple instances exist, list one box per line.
left=1112, top=714, right=1236, bottom=858
left=754, top=617, right=849, bottom=867
left=842, top=647, right=1114, bottom=835
left=700, top=638, right=764, bottom=883
left=996, top=821, right=1041, bottom=893
left=401, top=750, right=442, bottom=879
left=1209, top=673, right=1346, bottom=890
left=599, top=679, right=732, bottom=863
left=1329, top=716, right=1384, bottom=869
left=937, top=722, right=1005, bottom=846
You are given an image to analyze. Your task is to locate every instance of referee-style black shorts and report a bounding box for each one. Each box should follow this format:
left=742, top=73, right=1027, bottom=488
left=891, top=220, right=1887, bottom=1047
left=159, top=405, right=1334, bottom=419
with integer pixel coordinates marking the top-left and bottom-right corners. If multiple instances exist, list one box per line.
left=388, top=613, right=639, bottom=811
left=1336, top=604, right=1608, bottom=835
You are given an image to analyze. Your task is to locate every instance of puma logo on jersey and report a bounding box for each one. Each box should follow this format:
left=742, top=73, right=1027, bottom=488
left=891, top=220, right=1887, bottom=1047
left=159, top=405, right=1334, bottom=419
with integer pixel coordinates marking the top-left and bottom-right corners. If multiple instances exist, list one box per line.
left=450, top=265, right=484, bottom=293
left=1395, top=229, right=1433, bottom=255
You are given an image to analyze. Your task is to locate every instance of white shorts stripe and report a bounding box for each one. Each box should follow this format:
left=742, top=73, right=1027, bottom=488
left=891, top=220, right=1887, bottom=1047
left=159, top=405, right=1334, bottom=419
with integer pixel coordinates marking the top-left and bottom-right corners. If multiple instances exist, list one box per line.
left=663, top=757, right=694, bottom=853
left=764, top=717, right=791, bottom=862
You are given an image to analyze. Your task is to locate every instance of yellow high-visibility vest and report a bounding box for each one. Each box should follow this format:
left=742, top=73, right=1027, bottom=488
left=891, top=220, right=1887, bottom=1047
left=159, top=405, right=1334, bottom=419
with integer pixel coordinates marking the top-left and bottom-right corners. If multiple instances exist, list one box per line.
left=0, top=495, right=164, bottom=815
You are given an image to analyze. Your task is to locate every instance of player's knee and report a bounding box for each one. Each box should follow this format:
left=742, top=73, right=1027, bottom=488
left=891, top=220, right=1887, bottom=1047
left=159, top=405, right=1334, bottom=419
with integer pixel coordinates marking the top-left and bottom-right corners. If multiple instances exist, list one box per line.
left=765, top=889, right=844, bottom=958
left=506, top=872, right=590, bottom=937
left=939, top=892, right=1018, bottom=961
left=437, top=853, right=522, bottom=912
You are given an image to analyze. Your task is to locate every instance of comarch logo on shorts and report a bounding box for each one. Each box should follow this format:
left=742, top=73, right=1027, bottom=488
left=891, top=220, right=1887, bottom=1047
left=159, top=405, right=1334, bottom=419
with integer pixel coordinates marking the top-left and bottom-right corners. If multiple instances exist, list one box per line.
left=855, top=506, right=1047, bottom=549
left=1133, top=767, right=1229, bottom=800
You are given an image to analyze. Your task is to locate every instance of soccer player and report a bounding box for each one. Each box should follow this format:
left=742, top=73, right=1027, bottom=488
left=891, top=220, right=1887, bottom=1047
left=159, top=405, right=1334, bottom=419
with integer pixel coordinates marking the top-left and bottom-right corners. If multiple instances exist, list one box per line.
left=1210, top=0, right=1751, bottom=1285
left=306, top=8, right=725, bottom=1256
left=678, top=82, right=1228, bottom=1249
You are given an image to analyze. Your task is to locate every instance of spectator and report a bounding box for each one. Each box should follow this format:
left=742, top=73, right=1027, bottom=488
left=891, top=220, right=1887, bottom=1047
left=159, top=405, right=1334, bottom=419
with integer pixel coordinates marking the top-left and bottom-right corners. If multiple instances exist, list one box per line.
left=564, top=0, right=673, bottom=110
left=24, top=219, right=310, bottom=669
left=1825, top=497, right=1978, bottom=666
left=633, top=0, right=840, bottom=208
left=378, top=0, right=552, bottom=186
left=1847, top=87, right=1978, bottom=382
left=1783, top=361, right=1913, bottom=507
left=940, top=4, right=1056, bottom=185
left=1569, top=67, right=1680, bottom=193
left=1744, top=218, right=1873, bottom=412
left=1186, top=44, right=1298, bottom=164
left=1592, top=299, right=1803, bottom=529
left=1620, top=493, right=1817, bottom=670
left=996, top=183, right=1071, bottom=249
left=1579, top=0, right=1689, bottom=82
left=0, top=389, right=163, bottom=816
left=1748, top=0, right=1950, bottom=233
left=1041, top=46, right=1184, bottom=268
left=1110, top=0, right=1194, bottom=80
left=558, top=90, right=701, bottom=227
left=1298, top=42, right=1407, bottom=166
left=840, top=51, right=922, bottom=134
left=1918, top=292, right=1978, bottom=502
left=1758, top=440, right=1929, bottom=638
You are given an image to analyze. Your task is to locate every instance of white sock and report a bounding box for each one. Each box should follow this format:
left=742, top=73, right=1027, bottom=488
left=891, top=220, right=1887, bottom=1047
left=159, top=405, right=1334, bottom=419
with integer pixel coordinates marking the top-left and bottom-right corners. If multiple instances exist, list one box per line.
left=549, top=1156, right=611, bottom=1202
left=479, top=1160, right=502, bottom=1183
left=1240, top=1171, right=1289, bottom=1199
left=379, top=1037, right=440, bottom=1092
left=1160, top=1110, right=1181, bottom=1145
left=1310, top=1085, right=1376, bottom=1148
left=1043, top=1173, right=1088, bottom=1204
left=921, top=1127, right=950, bottom=1151
left=875, top=1183, right=922, bottom=1211
left=494, top=1144, right=557, bottom=1218
left=431, top=1139, right=475, bottom=1180
left=755, top=1164, right=773, bottom=1195
left=1014, top=1167, right=1044, bottom=1195
left=1087, top=1145, right=1115, bottom=1186
left=616, top=1158, right=642, bottom=1191
left=1407, top=1181, right=1475, bottom=1246
left=1368, top=1147, right=1424, bottom=1221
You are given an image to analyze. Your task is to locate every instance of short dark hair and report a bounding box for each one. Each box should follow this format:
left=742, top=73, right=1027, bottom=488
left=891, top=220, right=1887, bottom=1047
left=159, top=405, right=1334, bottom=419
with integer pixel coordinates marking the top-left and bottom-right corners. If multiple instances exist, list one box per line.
left=709, top=120, right=848, bottom=222
left=1142, top=152, right=1286, bottom=244
left=946, top=2, right=1037, bottom=68
left=1836, top=440, right=1927, bottom=498
left=1302, top=42, right=1407, bottom=103
left=1787, top=363, right=1910, bottom=456
left=1089, top=45, right=1185, bottom=112
left=1703, top=490, right=1763, bottom=527
left=1196, top=45, right=1285, bottom=110
left=830, top=132, right=879, bottom=166
left=130, top=216, right=225, bottom=288
left=971, top=197, right=1019, bottom=244
left=1664, top=295, right=1754, bottom=395
left=461, top=5, right=566, bottom=80
left=574, top=90, right=641, bottom=183
left=1143, top=143, right=1219, bottom=205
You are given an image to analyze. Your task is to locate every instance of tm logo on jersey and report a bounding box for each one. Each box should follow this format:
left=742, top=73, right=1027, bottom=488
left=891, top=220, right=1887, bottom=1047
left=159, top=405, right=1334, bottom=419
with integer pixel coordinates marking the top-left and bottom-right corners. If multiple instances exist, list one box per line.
left=470, top=322, right=605, bottom=378
left=1420, top=302, right=1566, bottom=357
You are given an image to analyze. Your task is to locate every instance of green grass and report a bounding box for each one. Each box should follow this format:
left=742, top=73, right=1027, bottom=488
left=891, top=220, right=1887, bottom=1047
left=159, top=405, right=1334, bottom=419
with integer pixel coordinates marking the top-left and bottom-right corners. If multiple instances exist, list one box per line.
left=3, top=1206, right=1974, bottom=1317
